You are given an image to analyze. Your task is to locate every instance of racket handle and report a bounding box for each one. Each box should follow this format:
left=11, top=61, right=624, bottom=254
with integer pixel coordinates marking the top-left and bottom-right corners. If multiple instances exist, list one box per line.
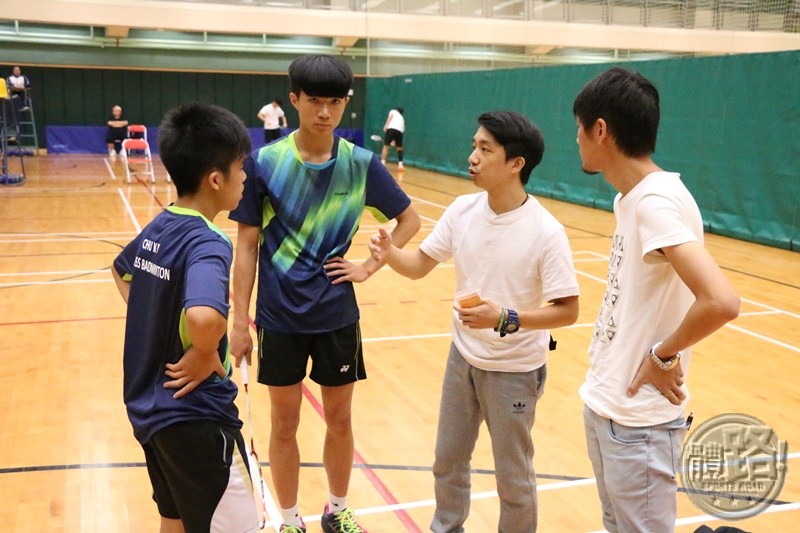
left=239, top=358, right=249, bottom=386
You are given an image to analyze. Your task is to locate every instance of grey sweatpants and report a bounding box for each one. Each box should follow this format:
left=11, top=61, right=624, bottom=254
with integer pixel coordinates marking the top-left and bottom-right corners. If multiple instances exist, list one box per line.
left=431, top=343, right=547, bottom=533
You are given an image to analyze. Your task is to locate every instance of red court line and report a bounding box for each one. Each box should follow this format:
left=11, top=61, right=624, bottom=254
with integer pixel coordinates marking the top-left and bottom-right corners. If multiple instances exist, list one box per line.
left=244, top=315, right=422, bottom=532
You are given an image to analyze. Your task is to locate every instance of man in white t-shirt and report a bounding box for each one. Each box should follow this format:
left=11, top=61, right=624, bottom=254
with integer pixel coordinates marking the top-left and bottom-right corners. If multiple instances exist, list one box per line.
left=380, top=107, right=405, bottom=170
left=573, top=67, right=740, bottom=533
left=257, top=99, right=288, bottom=144
left=369, top=111, right=579, bottom=532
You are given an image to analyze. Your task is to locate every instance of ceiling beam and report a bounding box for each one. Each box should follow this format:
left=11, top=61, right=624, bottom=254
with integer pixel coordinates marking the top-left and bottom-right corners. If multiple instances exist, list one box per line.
left=4, top=0, right=800, bottom=55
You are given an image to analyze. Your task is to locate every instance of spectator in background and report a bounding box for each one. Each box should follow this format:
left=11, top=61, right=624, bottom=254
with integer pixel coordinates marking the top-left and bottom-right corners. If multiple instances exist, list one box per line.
left=107, top=105, right=129, bottom=158
left=7, top=66, right=31, bottom=114
left=257, top=99, right=288, bottom=144
left=381, top=107, right=405, bottom=171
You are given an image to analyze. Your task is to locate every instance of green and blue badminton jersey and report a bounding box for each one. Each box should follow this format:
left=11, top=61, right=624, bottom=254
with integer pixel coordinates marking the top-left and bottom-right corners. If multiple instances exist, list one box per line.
left=230, top=132, right=411, bottom=333
left=114, top=206, right=241, bottom=445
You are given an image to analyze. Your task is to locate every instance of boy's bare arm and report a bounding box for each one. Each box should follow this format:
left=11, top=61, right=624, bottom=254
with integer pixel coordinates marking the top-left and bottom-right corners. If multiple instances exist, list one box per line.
left=230, top=223, right=260, bottom=365
left=111, top=267, right=130, bottom=304
left=164, top=305, right=227, bottom=399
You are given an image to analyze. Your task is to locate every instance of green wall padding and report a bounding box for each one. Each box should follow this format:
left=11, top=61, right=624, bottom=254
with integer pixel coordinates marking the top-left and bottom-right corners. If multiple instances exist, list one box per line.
left=365, top=51, right=800, bottom=250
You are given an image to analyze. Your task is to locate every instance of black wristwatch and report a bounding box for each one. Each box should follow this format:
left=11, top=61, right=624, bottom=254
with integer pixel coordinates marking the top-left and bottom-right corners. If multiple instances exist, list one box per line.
left=500, top=309, right=520, bottom=337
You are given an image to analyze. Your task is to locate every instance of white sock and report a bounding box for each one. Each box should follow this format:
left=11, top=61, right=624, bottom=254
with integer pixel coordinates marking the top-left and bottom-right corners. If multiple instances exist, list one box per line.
left=280, top=505, right=303, bottom=527
left=398, top=161, right=404, bottom=169
left=380, top=159, right=386, bottom=165
left=328, top=493, right=347, bottom=513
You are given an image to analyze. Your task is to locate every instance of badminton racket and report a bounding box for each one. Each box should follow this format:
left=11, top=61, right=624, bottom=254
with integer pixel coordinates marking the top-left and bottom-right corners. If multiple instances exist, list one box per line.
left=240, top=359, right=268, bottom=529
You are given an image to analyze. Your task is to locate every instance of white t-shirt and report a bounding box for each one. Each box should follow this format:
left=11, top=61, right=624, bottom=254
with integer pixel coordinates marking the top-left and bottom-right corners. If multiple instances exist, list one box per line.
left=580, top=171, right=703, bottom=426
left=259, top=104, right=285, bottom=130
left=421, top=192, right=579, bottom=372
left=8, top=75, right=28, bottom=90
left=386, top=110, right=405, bottom=133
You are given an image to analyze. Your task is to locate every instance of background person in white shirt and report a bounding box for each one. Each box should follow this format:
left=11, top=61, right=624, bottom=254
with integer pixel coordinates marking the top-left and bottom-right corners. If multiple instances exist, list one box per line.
left=257, top=99, right=288, bottom=144
left=7, top=66, right=31, bottom=113
left=380, top=107, right=405, bottom=170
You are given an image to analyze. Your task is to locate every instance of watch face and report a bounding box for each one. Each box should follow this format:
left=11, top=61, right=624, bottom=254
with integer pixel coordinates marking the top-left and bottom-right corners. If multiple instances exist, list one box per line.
left=505, top=322, right=519, bottom=333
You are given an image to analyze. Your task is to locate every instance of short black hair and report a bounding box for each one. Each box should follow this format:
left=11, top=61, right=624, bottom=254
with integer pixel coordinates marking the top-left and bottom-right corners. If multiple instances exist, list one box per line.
left=288, top=55, right=353, bottom=98
left=158, top=103, right=251, bottom=197
left=572, top=67, right=660, bottom=157
left=477, top=111, right=545, bottom=185
left=274, top=98, right=283, bottom=106
left=396, top=107, right=404, bottom=114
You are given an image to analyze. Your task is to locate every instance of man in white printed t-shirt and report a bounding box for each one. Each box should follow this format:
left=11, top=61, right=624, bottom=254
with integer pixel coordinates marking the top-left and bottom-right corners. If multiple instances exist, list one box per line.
left=369, top=110, right=580, bottom=533
left=257, top=99, right=288, bottom=144
left=573, top=67, right=740, bottom=533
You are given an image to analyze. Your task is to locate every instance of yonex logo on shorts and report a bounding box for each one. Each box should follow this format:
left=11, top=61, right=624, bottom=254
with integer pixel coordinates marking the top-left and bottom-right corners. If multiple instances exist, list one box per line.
left=339, top=365, right=350, bottom=373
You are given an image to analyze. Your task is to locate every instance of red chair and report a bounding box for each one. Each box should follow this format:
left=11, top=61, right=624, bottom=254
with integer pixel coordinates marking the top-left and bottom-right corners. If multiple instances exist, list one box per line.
left=121, top=138, right=156, bottom=184
left=127, top=124, right=147, bottom=141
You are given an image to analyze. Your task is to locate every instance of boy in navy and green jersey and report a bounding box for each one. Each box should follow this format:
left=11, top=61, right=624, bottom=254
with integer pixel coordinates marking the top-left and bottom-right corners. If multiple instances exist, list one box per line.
left=112, top=103, right=259, bottom=533
left=229, top=55, right=420, bottom=533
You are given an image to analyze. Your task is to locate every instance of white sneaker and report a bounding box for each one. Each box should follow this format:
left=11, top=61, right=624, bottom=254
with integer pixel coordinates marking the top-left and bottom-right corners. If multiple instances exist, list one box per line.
left=109, top=150, right=116, bottom=159
left=398, top=162, right=404, bottom=170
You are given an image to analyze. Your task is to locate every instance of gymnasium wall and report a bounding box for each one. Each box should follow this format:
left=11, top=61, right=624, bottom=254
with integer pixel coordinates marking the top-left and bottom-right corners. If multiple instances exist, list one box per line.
left=11, top=64, right=367, bottom=146
left=365, top=50, right=800, bottom=250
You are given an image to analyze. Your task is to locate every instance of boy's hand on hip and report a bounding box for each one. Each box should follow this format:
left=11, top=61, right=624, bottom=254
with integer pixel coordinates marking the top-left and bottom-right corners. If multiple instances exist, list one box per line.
left=324, top=256, right=370, bottom=284
left=164, top=347, right=226, bottom=399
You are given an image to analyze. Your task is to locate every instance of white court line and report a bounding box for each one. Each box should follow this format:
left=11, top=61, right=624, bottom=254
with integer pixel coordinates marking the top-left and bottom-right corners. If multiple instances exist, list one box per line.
left=0, top=231, right=138, bottom=237
left=741, top=297, right=800, bottom=320
left=103, top=158, right=116, bottom=180
left=301, top=478, right=599, bottom=523
left=0, top=237, right=128, bottom=244
left=586, top=502, right=800, bottom=533
left=738, top=310, right=782, bottom=317
left=0, top=279, right=112, bottom=288
left=575, top=269, right=609, bottom=285
left=576, top=268, right=799, bottom=351
left=725, top=323, right=800, bottom=353
left=117, top=188, right=142, bottom=233
left=0, top=269, right=107, bottom=278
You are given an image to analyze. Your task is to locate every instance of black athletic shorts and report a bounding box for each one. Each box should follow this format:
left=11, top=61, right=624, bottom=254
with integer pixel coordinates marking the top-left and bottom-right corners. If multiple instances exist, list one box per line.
left=264, top=128, right=282, bottom=143
left=384, top=128, right=403, bottom=148
left=142, top=420, right=259, bottom=533
left=257, top=322, right=366, bottom=387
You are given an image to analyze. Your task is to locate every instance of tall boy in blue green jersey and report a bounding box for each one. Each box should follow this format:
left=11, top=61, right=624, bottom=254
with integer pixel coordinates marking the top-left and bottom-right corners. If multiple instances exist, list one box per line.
left=112, top=103, right=259, bottom=533
left=229, top=55, right=421, bottom=533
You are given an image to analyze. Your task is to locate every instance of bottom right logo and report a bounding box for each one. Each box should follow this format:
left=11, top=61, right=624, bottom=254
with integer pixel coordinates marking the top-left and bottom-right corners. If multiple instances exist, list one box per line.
left=680, top=413, right=789, bottom=520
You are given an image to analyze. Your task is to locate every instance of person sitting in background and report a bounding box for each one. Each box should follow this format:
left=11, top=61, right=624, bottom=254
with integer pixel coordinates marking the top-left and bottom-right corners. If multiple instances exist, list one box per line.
left=7, top=66, right=31, bottom=113
left=106, top=105, right=129, bottom=158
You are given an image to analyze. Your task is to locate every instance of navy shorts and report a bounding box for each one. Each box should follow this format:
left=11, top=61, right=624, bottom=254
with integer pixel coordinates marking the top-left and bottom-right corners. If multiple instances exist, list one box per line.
left=257, top=322, right=366, bottom=387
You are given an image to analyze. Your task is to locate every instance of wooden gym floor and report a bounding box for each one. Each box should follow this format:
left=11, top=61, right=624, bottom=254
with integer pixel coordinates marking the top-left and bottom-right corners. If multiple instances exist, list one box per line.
left=0, top=154, right=798, bottom=532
